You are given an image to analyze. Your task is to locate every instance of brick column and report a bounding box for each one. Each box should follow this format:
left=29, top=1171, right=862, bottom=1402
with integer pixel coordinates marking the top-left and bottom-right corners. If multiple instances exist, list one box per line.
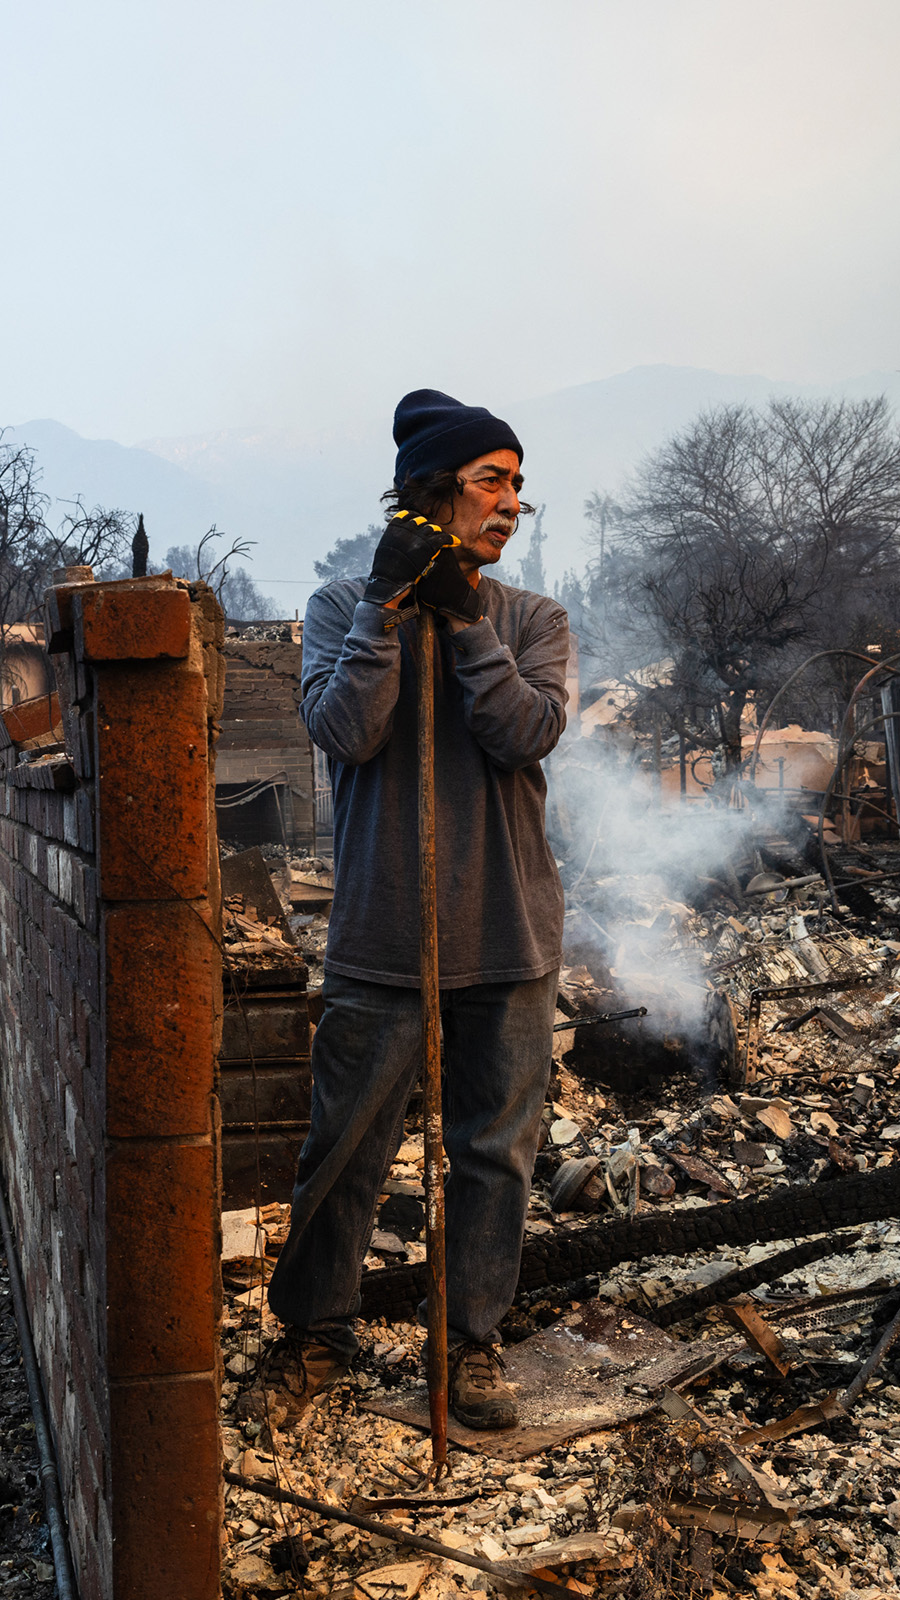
left=47, top=574, right=225, bottom=1599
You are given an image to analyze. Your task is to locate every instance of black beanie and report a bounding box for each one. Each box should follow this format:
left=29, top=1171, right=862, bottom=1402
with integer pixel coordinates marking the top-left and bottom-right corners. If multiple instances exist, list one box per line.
left=393, top=389, right=523, bottom=488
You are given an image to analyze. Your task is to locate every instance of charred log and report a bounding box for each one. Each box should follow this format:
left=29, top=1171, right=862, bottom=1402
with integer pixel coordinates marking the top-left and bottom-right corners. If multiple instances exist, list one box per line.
left=357, top=1164, right=900, bottom=1322
left=647, top=1231, right=860, bottom=1328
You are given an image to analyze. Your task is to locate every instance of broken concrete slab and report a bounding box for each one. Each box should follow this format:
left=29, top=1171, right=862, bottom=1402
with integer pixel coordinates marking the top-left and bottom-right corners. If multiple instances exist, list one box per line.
left=222, top=1208, right=265, bottom=1263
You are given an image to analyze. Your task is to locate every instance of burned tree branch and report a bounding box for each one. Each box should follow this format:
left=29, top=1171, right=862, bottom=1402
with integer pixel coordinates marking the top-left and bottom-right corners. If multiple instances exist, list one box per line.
left=648, top=1231, right=860, bottom=1328
left=357, top=1165, right=900, bottom=1322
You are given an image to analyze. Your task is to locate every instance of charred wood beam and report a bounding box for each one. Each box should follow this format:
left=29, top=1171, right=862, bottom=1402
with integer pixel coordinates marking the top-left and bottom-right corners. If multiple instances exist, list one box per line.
left=358, top=1166, right=900, bottom=1323
left=648, top=1232, right=858, bottom=1329
left=509, top=1233, right=856, bottom=1336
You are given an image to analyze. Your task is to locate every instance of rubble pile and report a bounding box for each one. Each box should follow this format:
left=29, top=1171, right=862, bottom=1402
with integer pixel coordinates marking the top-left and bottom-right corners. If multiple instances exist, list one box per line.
left=248, top=848, right=334, bottom=979
left=219, top=1218, right=900, bottom=1598
left=224, top=902, right=295, bottom=961
left=221, top=848, right=330, bottom=965
left=224, top=625, right=299, bottom=643
left=217, top=832, right=900, bottom=1598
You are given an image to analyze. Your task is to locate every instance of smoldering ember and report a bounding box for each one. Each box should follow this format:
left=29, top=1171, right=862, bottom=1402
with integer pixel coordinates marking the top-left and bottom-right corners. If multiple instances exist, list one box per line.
left=5, top=408, right=900, bottom=1600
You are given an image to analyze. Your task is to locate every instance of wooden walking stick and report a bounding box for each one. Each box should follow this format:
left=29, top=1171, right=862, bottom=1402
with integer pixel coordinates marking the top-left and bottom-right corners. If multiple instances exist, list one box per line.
left=417, top=604, right=449, bottom=1473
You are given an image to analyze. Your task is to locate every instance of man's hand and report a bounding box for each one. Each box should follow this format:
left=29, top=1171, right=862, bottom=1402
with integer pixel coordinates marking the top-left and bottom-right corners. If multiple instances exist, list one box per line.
left=363, top=512, right=453, bottom=609
left=416, top=545, right=483, bottom=626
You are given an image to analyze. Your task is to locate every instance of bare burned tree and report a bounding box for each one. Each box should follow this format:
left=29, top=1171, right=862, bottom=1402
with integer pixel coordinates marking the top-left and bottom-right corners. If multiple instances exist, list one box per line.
left=165, top=526, right=255, bottom=596
left=0, top=433, right=149, bottom=701
left=0, top=437, right=51, bottom=700
left=164, top=528, right=277, bottom=620
left=769, top=396, right=900, bottom=723
left=772, top=396, right=900, bottom=571
left=44, top=498, right=136, bottom=576
left=594, top=398, right=900, bottom=779
left=195, top=526, right=255, bottom=597
left=641, top=522, right=823, bottom=773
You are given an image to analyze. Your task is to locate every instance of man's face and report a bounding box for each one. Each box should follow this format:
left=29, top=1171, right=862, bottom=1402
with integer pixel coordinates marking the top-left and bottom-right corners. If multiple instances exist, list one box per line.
left=436, top=448, right=523, bottom=577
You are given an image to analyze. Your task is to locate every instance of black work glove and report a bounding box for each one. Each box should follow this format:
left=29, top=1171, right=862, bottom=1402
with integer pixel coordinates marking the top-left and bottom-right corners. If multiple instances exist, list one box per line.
left=415, top=544, right=483, bottom=625
left=363, top=511, right=451, bottom=607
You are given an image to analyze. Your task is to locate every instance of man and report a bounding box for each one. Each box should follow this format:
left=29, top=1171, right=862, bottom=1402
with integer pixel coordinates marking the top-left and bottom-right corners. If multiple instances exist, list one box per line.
left=265, top=389, right=569, bottom=1430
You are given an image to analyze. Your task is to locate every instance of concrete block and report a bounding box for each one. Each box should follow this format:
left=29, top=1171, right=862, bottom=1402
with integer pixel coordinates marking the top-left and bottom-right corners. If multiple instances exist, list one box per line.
left=106, top=1140, right=219, bottom=1377
left=104, top=902, right=219, bottom=1139
left=75, top=585, right=191, bottom=662
left=110, top=1375, right=221, bottom=1600
left=95, top=664, right=210, bottom=902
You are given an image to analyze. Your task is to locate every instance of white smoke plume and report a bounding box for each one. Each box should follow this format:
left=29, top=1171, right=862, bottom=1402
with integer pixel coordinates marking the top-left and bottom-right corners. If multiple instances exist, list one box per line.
left=547, top=736, right=796, bottom=1044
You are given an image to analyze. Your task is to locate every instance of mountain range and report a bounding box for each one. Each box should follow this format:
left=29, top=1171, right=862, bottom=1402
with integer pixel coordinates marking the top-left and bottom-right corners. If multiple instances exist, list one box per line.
left=8, top=365, right=900, bottom=600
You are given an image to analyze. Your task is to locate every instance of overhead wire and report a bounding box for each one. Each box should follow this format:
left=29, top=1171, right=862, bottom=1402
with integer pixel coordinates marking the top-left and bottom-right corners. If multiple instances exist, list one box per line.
left=214, top=771, right=290, bottom=807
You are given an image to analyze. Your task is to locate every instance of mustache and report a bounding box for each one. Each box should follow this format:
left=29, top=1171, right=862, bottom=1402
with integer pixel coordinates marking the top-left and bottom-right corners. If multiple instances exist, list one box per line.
left=481, top=515, right=517, bottom=535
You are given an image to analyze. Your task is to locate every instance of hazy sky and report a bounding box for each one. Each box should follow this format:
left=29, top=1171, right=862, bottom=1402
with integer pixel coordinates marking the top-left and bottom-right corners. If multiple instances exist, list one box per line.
left=4, top=0, right=899, bottom=445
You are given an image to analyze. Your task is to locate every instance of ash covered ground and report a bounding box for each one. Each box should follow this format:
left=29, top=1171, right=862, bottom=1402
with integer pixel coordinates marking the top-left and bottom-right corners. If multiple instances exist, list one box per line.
left=217, top=823, right=900, bottom=1600
left=0, top=1246, right=55, bottom=1599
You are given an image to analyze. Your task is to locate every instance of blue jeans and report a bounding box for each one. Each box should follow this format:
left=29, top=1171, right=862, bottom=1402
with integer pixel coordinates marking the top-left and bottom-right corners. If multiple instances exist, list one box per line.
left=267, top=969, right=558, bottom=1361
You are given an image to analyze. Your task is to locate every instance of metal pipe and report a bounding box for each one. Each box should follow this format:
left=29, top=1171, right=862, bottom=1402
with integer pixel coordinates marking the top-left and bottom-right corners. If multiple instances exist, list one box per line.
left=747, top=649, right=900, bottom=783
left=743, top=873, right=823, bottom=896
left=0, top=1175, right=79, bottom=1600
left=223, top=1470, right=568, bottom=1595
left=818, top=696, right=900, bottom=911
left=552, top=1006, right=648, bottom=1031
left=833, top=867, right=900, bottom=890
left=417, top=606, right=448, bottom=1470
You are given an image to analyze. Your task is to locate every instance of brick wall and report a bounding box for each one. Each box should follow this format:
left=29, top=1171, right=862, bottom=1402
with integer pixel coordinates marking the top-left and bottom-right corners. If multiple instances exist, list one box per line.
left=0, top=573, right=225, bottom=1600
left=217, top=632, right=314, bottom=849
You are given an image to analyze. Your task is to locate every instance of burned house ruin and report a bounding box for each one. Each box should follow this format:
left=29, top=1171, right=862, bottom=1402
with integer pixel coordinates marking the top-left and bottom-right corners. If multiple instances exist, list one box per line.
left=2, top=572, right=900, bottom=1599
left=216, top=624, right=315, bottom=853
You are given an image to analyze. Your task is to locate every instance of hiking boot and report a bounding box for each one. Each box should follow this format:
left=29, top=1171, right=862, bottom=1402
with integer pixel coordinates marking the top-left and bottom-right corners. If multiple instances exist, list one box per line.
left=235, top=1328, right=350, bottom=1430
left=448, top=1341, right=518, bottom=1430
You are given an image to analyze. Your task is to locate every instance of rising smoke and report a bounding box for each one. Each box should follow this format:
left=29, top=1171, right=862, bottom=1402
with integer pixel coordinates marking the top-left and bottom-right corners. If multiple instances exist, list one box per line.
left=547, top=735, right=795, bottom=1044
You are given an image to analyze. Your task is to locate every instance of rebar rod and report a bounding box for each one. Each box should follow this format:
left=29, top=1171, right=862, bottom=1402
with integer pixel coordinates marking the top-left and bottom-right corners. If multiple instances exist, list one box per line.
left=223, top=1470, right=569, bottom=1594
left=747, top=649, right=900, bottom=782
left=417, top=605, right=448, bottom=1470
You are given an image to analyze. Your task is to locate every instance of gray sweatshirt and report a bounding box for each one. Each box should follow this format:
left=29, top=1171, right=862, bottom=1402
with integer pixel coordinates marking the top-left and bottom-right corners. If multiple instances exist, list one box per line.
left=300, top=575, right=569, bottom=988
